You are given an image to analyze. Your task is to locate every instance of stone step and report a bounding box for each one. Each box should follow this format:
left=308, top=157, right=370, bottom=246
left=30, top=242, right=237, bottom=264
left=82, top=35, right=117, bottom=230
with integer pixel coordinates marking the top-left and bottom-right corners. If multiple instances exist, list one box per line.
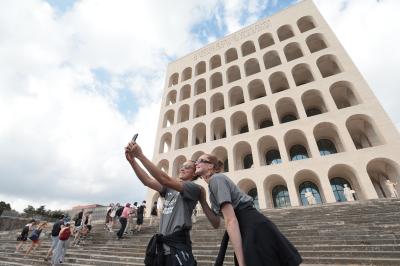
left=2, top=198, right=400, bottom=265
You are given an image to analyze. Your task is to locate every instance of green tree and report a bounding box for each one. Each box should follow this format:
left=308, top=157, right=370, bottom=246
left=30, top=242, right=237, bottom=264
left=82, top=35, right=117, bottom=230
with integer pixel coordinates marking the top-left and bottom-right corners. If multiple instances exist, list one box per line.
left=0, top=201, right=11, bottom=215
left=49, top=210, right=64, bottom=219
left=36, top=205, right=46, bottom=216
left=23, top=205, right=36, bottom=217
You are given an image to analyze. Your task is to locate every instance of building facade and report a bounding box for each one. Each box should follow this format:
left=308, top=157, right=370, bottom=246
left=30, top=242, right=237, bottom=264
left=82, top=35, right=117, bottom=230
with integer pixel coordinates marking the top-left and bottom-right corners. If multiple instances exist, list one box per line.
left=146, top=0, right=400, bottom=210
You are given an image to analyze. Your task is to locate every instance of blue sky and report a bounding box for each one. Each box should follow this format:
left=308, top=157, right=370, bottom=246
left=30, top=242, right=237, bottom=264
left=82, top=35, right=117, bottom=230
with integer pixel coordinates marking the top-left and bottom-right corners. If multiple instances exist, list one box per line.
left=45, top=0, right=296, bottom=121
left=0, top=0, right=399, bottom=212
left=45, top=0, right=76, bottom=13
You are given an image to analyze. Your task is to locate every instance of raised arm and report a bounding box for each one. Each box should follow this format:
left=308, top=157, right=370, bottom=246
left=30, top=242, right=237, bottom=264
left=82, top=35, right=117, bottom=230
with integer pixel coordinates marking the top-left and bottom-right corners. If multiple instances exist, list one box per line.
left=199, top=187, right=220, bottom=229
left=125, top=149, right=163, bottom=192
left=127, top=142, right=184, bottom=192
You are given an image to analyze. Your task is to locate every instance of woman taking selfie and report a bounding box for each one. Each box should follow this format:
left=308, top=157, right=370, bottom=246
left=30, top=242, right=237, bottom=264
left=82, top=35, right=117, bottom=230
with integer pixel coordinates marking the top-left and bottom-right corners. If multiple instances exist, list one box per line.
left=195, top=153, right=302, bottom=266
left=125, top=140, right=200, bottom=266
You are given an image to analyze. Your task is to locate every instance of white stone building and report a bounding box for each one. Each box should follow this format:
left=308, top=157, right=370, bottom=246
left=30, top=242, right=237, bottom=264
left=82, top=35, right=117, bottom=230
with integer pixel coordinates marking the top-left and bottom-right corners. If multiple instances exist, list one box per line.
left=145, top=0, right=400, bottom=210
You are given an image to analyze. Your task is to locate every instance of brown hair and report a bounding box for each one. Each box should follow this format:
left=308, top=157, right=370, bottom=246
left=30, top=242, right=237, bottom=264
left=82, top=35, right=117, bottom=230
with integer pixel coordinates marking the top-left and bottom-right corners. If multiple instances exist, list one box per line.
left=204, top=154, right=224, bottom=173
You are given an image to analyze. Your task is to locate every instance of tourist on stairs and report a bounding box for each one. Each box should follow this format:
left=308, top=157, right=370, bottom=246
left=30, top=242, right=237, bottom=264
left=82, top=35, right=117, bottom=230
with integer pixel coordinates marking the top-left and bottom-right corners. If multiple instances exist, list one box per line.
left=196, top=153, right=303, bottom=266
left=125, top=140, right=199, bottom=266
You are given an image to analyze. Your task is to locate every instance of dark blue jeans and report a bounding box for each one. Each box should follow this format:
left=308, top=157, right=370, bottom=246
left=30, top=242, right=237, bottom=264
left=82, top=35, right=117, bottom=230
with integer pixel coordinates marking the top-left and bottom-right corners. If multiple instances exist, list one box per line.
left=117, top=217, right=127, bottom=238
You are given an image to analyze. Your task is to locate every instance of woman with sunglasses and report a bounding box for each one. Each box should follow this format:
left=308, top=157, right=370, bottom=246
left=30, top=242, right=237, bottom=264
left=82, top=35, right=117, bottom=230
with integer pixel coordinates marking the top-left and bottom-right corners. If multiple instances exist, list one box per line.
left=195, top=154, right=302, bottom=266
left=125, top=141, right=200, bottom=266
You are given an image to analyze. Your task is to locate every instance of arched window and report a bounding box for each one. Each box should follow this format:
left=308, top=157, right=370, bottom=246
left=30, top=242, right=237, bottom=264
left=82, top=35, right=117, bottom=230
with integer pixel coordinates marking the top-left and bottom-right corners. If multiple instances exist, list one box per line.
left=239, top=125, right=249, bottom=134
left=284, top=42, right=303, bottom=62
left=194, top=79, right=206, bottom=95
left=233, top=142, right=252, bottom=170
left=241, top=41, right=256, bottom=57
left=192, top=123, right=206, bottom=145
left=175, top=129, right=188, bottom=149
left=159, top=133, right=172, bottom=154
left=330, top=177, right=353, bottom=202
left=253, top=104, right=273, bottom=130
left=177, top=105, right=189, bottom=123
left=227, top=66, right=241, bottom=83
left=181, top=67, right=192, bottom=82
left=193, top=99, right=206, bottom=118
left=166, top=90, right=177, bottom=106
left=243, top=154, right=253, bottom=169
left=297, top=16, right=316, bottom=33
left=248, top=79, right=266, bottom=100
left=330, top=81, right=360, bottom=109
left=263, top=51, right=281, bottom=69
left=302, top=90, right=327, bottom=116
left=305, top=108, right=322, bottom=117
left=281, top=114, right=297, bottom=123
left=346, top=115, right=383, bottom=149
left=272, top=185, right=291, bottom=208
left=292, top=64, right=314, bottom=86
left=258, top=33, right=274, bottom=49
left=211, top=118, right=226, bottom=140
left=179, top=85, right=191, bottom=101
left=225, top=48, right=238, bottom=63
left=210, top=55, right=222, bottom=70
left=168, top=73, right=179, bottom=87
left=210, top=72, right=223, bottom=89
left=266, top=150, right=282, bottom=165
left=317, top=55, right=342, bottom=78
left=195, top=61, right=206, bottom=76
left=163, top=110, right=174, bottom=128
left=299, top=181, right=322, bottom=205
left=248, top=188, right=259, bottom=209
left=260, top=119, right=273, bottom=129
left=269, top=71, right=289, bottom=93
left=317, top=139, right=337, bottom=156
left=211, top=93, right=224, bottom=112
left=229, top=87, right=245, bottom=106
left=223, top=159, right=229, bottom=172
left=306, top=33, right=327, bottom=53
left=277, top=25, right=294, bottom=41
left=244, top=58, right=261, bottom=76
left=290, top=145, right=308, bottom=161
left=231, top=111, right=248, bottom=135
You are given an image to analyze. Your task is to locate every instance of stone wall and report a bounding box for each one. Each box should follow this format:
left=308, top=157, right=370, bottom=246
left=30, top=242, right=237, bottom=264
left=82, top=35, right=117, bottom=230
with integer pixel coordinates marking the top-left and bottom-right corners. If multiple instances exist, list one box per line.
left=0, top=217, right=31, bottom=231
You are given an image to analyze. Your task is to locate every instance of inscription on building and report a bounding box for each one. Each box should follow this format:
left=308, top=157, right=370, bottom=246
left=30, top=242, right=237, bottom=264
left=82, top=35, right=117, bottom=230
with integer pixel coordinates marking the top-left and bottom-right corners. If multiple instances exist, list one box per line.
left=193, top=19, right=271, bottom=61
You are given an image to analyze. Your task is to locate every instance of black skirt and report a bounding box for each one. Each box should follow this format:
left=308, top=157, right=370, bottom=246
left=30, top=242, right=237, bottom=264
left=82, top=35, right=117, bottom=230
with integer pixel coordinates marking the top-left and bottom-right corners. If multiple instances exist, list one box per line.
left=235, top=205, right=302, bottom=266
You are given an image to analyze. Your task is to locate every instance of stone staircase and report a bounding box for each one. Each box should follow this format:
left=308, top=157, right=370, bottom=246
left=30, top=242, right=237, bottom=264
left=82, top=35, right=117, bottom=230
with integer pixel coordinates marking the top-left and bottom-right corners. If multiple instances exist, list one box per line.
left=1, top=198, right=400, bottom=265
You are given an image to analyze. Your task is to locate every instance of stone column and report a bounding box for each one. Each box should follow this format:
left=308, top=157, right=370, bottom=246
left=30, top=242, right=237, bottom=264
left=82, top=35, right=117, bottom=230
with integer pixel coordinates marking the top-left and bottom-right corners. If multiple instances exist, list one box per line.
left=287, top=179, right=300, bottom=207
left=357, top=167, right=379, bottom=199
left=257, top=181, right=267, bottom=209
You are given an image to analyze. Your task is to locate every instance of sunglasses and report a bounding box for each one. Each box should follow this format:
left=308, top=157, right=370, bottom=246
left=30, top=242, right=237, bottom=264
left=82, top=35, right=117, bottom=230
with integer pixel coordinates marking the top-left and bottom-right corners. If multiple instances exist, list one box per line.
left=196, top=159, right=213, bottom=165
left=180, top=164, right=195, bottom=170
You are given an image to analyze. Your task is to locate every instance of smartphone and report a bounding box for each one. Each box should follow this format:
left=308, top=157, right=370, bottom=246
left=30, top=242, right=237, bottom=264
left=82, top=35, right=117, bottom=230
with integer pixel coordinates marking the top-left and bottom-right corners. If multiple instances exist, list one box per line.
left=132, top=133, right=138, bottom=142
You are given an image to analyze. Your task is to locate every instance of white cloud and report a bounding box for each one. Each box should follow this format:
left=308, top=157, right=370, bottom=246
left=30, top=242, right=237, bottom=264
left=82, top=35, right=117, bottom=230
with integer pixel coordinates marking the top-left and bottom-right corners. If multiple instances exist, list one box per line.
left=314, top=0, right=400, bottom=128
left=0, top=0, right=399, bottom=213
left=0, top=0, right=218, bottom=212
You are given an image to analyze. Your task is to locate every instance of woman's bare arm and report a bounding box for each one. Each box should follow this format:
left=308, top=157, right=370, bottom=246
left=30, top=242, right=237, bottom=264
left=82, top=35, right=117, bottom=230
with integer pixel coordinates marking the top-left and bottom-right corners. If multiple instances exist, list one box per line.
left=199, top=187, right=220, bottom=228
left=128, top=143, right=184, bottom=192
left=221, top=203, right=246, bottom=266
left=125, top=149, right=163, bottom=192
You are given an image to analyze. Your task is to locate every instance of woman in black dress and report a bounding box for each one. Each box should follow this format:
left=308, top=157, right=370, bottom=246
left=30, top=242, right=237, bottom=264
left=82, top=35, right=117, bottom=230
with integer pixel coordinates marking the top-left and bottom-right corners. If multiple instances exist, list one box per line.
left=196, top=153, right=302, bottom=266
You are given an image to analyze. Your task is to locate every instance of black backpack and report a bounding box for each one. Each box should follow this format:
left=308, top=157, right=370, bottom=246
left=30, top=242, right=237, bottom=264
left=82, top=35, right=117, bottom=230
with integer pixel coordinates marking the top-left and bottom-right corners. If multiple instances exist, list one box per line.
left=115, top=206, right=124, bottom=217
